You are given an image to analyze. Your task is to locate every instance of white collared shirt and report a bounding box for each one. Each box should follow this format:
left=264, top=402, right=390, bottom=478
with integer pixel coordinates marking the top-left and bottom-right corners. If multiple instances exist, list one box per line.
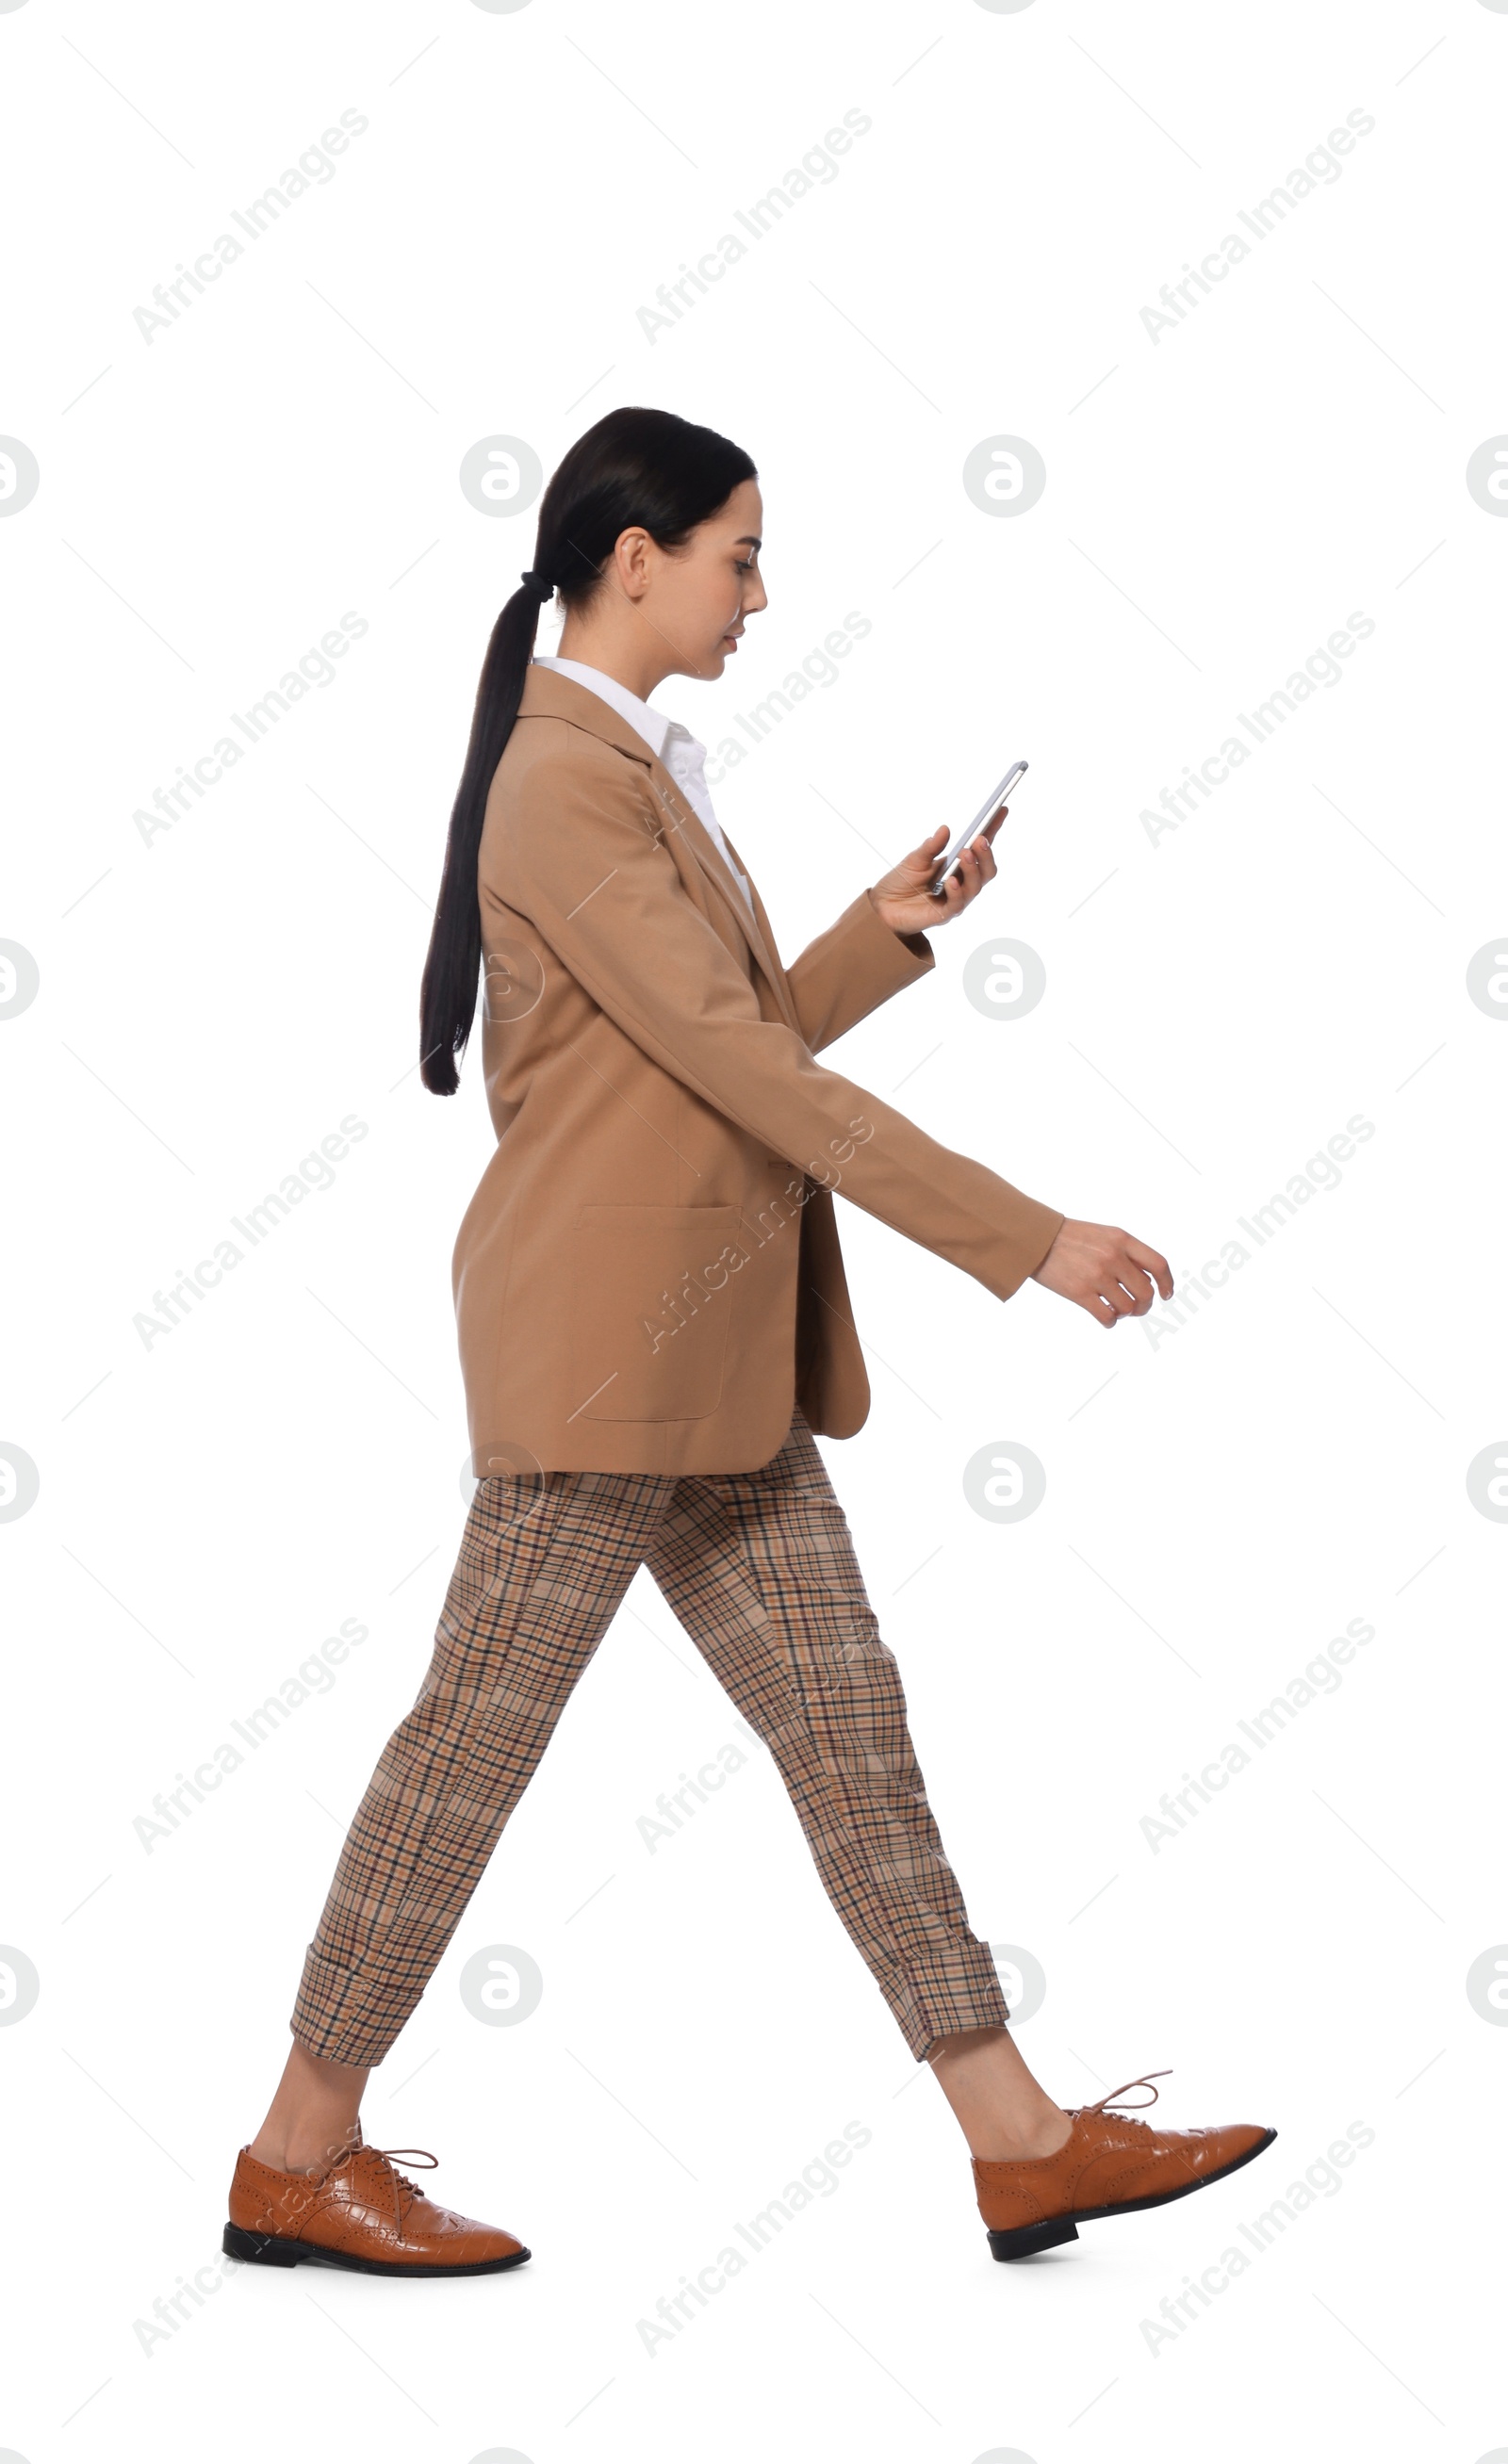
left=533, top=654, right=754, bottom=914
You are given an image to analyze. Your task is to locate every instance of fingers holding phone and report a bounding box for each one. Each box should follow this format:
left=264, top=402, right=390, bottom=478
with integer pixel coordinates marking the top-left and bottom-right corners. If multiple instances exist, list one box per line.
left=927, top=802, right=1008, bottom=910
left=870, top=760, right=1026, bottom=935
left=928, top=759, right=1028, bottom=900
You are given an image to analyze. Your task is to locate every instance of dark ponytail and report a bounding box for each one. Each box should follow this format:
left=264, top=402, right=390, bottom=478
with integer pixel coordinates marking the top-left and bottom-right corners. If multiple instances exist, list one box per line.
left=418, top=405, right=757, bottom=1095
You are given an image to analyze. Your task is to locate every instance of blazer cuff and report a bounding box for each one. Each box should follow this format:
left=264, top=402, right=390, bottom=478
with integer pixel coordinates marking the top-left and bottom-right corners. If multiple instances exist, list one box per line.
left=984, top=1199, right=1067, bottom=1303
left=857, top=884, right=936, bottom=985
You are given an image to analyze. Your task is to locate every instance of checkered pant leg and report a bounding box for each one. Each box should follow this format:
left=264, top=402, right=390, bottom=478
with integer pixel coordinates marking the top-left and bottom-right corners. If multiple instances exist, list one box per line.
left=645, top=1411, right=1008, bottom=2061
left=290, top=1460, right=675, bottom=2067
left=290, top=1409, right=1007, bottom=2069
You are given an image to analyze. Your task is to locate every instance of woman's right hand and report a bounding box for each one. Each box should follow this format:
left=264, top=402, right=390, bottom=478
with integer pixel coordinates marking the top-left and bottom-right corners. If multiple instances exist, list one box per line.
left=1030, top=1219, right=1173, bottom=1327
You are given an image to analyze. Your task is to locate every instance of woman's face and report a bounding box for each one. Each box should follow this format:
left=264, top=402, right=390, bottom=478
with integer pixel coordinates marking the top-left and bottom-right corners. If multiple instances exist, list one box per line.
left=636, top=477, right=768, bottom=679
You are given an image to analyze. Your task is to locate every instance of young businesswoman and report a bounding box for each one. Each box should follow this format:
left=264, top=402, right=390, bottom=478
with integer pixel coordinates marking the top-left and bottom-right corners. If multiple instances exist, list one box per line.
left=226, top=408, right=1273, bottom=2276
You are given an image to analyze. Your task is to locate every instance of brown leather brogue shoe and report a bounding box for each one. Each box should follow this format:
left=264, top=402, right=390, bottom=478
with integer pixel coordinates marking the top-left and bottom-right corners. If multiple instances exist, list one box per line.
left=973, top=2071, right=1275, bottom=2262
left=223, top=2133, right=530, bottom=2276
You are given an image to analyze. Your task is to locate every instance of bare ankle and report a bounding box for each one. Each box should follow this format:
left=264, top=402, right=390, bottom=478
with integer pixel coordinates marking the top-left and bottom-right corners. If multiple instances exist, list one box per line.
left=248, top=2122, right=360, bottom=2178
left=974, top=2106, right=1074, bottom=2164
left=247, top=2041, right=370, bottom=2179
left=926, top=2026, right=1074, bottom=2162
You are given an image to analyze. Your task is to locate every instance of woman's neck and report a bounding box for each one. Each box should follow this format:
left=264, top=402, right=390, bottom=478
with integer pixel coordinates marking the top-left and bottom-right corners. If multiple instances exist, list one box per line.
left=552, top=622, right=675, bottom=704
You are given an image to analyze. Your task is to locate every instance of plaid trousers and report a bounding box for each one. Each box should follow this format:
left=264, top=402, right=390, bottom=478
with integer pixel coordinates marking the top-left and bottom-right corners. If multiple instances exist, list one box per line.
left=291, top=1405, right=1008, bottom=2066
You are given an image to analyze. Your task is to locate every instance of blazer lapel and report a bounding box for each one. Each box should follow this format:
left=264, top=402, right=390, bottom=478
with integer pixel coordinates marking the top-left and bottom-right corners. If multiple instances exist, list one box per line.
left=711, top=822, right=804, bottom=1033
left=642, top=758, right=803, bottom=1036
left=516, top=665, right=803, bottom=1036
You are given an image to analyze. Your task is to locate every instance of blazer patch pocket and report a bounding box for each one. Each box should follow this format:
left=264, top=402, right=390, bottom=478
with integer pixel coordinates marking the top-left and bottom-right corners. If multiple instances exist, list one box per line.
left=567, top=1204, right=746, bottom=1423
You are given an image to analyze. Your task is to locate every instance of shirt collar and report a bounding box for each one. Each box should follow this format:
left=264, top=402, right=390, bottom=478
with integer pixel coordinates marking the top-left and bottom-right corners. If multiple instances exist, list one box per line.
left=532, top=656, right=701, bottom=766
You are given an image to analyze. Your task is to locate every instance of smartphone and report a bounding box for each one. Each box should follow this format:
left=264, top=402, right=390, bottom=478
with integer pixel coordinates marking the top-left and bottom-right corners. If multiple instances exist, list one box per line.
left=927, top=759, right=1028, bottom=895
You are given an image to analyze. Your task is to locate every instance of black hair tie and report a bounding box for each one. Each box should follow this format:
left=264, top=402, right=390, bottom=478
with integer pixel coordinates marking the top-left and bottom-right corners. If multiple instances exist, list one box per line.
left=518, top=570, right=553, bottom=603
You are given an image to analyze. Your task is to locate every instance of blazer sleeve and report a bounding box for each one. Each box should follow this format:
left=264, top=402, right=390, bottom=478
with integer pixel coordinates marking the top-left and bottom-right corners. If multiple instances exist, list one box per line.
left=494, top=758, right=1065, bottom=1305
left=783, top=886, right=937, bottom=1054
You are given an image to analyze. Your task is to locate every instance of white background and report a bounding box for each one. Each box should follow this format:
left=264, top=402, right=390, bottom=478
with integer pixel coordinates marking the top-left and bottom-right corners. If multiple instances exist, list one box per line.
left=2, top=0, right=1504, bottom=2457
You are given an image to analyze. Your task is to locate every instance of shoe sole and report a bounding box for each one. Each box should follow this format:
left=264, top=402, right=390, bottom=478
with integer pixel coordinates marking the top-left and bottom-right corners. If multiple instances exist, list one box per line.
left=221, top=2221, right=532, bottom=2277
left=985, top=2126, right=1278, bottom=2262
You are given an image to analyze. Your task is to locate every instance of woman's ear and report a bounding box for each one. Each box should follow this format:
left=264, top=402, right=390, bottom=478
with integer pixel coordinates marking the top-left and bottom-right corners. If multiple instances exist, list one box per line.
left=614, top=526, right=654, bottom=601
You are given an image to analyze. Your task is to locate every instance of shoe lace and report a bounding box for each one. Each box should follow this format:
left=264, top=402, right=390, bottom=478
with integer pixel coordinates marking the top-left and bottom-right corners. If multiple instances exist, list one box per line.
left=1078, top=2069, right=1172, bottom=2126
left=330, top=2142, right=439, bottom=2236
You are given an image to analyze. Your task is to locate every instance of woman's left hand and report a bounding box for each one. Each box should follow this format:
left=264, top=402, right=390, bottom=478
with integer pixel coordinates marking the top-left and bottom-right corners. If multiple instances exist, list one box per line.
left=869, top=807, right=1006, bottom=936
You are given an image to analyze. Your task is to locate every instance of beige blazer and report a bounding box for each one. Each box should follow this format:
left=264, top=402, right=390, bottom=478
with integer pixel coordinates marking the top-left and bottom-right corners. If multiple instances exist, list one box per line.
left=453, top=666, right=1064, bottom=1475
